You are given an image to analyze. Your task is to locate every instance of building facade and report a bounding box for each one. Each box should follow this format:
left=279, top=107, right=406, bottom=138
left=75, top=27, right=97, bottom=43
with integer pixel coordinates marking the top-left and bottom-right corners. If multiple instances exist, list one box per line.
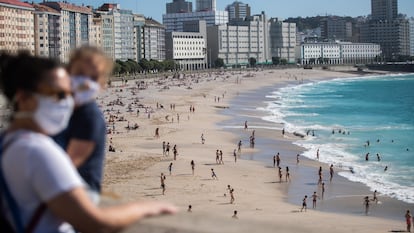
left=142, top=18, right=166, bottom=61
left=166, top=0, right=192, bottom=14
left=90, top=17, right=102, bottom=47
left=361, top=0, right=410, bottom=59
left=299, top=42, right=381, bottom=65
left=269, top=18, right=296, bottom=63
left=409, top=18, right=414, bottom=57
left=41, top=1, right=92, bottom=62
left=133, top=14, right=145, bottom=61
left=371, top=0, right=398, bottom=21
left=320, top=16, right=353, bottom=42
left=95, top=4, right=135, bottom=61
left=195, top=0, right=216, bottom=12
left=166, top=21, right=207, bottom=70
left=225, top=1, right=251, bottom=22
left=163, top=10, right=228, bottom=32
left=33, top=4, right=61, bottom=58
left=207, top=12, right=270, bottom=67
left=0, top=0, right=34, bottom=54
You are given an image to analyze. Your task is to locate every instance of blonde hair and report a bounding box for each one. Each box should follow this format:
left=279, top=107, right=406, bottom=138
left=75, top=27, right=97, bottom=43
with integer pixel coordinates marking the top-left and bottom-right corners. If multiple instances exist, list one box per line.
left=68, top=46, right=113, bottom=84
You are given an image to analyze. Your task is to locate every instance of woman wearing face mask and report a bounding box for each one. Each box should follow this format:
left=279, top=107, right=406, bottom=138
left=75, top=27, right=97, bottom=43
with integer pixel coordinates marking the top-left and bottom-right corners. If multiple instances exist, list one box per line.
left=0, top=53, right=176, bottom=233
left=53, top=47, right=111, bottom=203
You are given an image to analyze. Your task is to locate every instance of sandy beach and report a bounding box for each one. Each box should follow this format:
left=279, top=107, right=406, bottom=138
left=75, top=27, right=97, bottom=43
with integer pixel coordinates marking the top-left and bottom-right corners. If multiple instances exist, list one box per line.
left=99, top=67, right=410, bottom=233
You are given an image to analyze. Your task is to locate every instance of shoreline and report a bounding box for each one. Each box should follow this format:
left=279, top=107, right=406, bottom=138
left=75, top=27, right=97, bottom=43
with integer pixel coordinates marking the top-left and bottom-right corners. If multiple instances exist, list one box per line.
left=219, top=77, right=414, bottom=221
left=100, top=67, right=407, bottom=232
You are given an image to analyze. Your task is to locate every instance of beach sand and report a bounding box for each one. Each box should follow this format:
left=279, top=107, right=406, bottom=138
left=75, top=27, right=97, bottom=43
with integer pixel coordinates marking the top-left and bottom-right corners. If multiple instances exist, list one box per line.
left=100, top=68, right=408, bottom=233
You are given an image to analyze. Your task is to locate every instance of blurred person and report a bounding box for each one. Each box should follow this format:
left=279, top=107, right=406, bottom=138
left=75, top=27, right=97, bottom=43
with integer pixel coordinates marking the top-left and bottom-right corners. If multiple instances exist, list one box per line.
left=0, top=52, right=176, bottom=233
left=53, top=46, right=112, bottom=203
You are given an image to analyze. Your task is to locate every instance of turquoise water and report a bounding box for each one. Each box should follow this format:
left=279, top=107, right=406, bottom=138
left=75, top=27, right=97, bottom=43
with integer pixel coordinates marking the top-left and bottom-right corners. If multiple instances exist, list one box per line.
left=262, top=74, right=414, bottom=203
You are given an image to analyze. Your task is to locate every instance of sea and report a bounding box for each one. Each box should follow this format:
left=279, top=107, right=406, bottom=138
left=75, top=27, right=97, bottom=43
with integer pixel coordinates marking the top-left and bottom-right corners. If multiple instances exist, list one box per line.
left=260, top=74, right=414, bottom=204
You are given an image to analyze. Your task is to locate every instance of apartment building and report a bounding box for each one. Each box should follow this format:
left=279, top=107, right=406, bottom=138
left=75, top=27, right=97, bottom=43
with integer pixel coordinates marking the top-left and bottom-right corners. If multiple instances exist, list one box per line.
left=207, top=12, right=270, bottom=67
left=166, top=21, right=207, bottom=70
left=0, top=0, right=34, bottom=54
left=142, top=18, right=166, bottom=61
left=41, top=1, right=92, bottom=62
left=33, top=4, right=61, bottom=58
left=269, top=18, right=296, bottom=63
left=94, top=3, right=135, bottom=61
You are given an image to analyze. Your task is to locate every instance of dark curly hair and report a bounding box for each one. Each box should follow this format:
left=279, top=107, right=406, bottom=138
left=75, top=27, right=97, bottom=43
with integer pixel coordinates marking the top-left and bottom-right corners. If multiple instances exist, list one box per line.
left=0, top=51, right=61, bottom=102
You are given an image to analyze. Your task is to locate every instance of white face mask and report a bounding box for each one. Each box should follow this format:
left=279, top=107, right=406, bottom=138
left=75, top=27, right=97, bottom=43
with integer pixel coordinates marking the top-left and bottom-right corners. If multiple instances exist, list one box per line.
left=71, top=76, right=100, bottom=106
left=15, top=94, right=74, bottom=135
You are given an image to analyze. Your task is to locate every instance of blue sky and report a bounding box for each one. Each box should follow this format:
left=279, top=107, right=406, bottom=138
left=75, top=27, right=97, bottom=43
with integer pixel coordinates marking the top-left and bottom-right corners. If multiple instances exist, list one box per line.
left=37, top=0, right=414, bottom=22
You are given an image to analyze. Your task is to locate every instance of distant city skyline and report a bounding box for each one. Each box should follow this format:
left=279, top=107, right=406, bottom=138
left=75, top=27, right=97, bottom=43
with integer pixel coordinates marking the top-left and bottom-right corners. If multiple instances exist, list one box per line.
left=35, top=0, right=414, bottom=21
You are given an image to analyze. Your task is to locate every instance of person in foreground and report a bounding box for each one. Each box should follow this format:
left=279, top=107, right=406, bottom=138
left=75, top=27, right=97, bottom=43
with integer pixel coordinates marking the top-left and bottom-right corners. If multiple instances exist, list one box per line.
left=0, top=53, right=177, bottom=233
left=53, top=46, right=112, bottom=203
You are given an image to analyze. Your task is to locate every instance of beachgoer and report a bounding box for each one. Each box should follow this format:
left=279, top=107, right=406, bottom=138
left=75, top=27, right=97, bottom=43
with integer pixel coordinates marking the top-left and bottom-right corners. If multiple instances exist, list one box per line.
left=405, top=210, right=412, bottom=232
left=365, top=153, right=369, bottom=161
left=219, top=150, right=224, bottom=165
left=155, top=128, right=159, bottom=138
left=282, top=128, right=285, bottom=136
left=168, top=163, right=173, bottom=175
left=384, top=166, right=388, bottom=172
left=53, top=46, right=112, bottom=203
left=364, top=196, right=370, bottom=215
left=316, top=148, right=320, bottom=160
left=238, top=140, right=242, bottom=153
left=273, top=155, right=276, bottom=167
left=244, top=121, right=248, bottom=130
left=201, top=134, right=205, bottom=144
left=162, top=141, right=166, bottom=156
left=373, top=190, right=378, bottom=204
left=321, top=182, right=325, bottom=199
left=216, top=150, right=220, bottom=164
left=0, top=52, right=176, bottom=233
left=160, top=173, right=166, bottom=195
left=278, top=167, right=283, bottom=183
left=297, top=154, right=300, bottom=164
left=312, top=192, right=319, bottom=209
left=166, top=142, right=170, bottom=156
left=329, top=164, right=334, bottom=182
left=188, top=205, right=192, bottom=213
left=301, top=196, right=308, bottom=212
left=286, top=167, right=290, bottom=182
left=230, top=188, right=235, bottom=204
left=376, top=153, right=381, bottom=162
left=232, top=210, right=238, bottom=219
left=211, top=168, right=218, bottom=180
left=191, top=160, right=195, bottom=175
left=276, top=153, right=281, bottom=167
left=233, top=149, right=237, bottom=163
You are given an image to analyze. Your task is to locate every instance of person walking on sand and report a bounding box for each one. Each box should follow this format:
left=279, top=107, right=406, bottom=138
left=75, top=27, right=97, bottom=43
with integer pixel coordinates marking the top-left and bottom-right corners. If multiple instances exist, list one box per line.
left=211, top=168, right=218, bottom=180
left=316, top=148, right=320, bottom=160
left=286, top=167, right=290, bottom=182
left=162, top=141, right=166, bottom=156
left=364, top=196, right=370, bottom=215
left=238, top=140, right=242, bottom=153
left=276, top=153, right=281, bottom=167
left=301, top=195, right=308, bottom=212
left=244, top=121, right=248, bottom=130
left=373, top=190, right=378, bottom=204
left=173, top=145, right=178, bottom=160
left=201, top=133, right=205, bottom=144
left=168, top=163, right=173, bottom=175
left=219, top=150, right=224, bottom=165
left=329, top=164, right=334, bottom=182
left=216, top=150, right=220, bottom=164
left=166, top=142, right=170, bottom=156
left=160, top=173, right=166, bottom=195
left=278, top=167, right=283, bottom=183
left=230, top=188, right=235, bottom=204
left=155, top=127, right=159, bottom=138
left=405, top=210, right=412, bottom=232
left=273, top=155, right=276, bottom=167
left=191, top=160, right=195, bottom=175
left=312, top=192, right=319, bottom=209
left=321, top=182, right=326, bottom=199
left=233, top=149, right=237, bottom=163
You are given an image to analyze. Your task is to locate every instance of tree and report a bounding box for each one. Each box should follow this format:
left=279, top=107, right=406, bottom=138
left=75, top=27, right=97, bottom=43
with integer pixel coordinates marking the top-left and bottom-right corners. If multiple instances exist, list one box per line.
left=280, top=59, right=288, bottom=65
left=309, top=58, right=316, bottom=64
left=214, top=58, right=224, bottom=68
left=113, top=62, right=122, bottom=75
left=139, top=58, right=153, bottom=71
left=272, top=57, right=281, bottom=65
left=248, top=57, right=257, bottom=67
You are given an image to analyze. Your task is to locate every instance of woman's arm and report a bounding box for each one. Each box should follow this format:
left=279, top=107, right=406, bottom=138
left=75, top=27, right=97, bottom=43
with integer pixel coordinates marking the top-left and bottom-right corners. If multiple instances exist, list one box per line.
left=47, top=187, right=177, bottom=233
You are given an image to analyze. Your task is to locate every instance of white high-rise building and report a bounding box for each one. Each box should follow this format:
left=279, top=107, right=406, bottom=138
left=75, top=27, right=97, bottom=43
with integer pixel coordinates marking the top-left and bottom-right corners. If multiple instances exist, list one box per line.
left=196, top=0, right=216, bottom=12
left=163, top=10, right=228, bottom=32
left=225, top=1, right=251, bottom=22
left=207, top=12, right=271, bottom=67
left=269, top=18, right=297, bottom=63
left=95, top=3, right=135, bottom=61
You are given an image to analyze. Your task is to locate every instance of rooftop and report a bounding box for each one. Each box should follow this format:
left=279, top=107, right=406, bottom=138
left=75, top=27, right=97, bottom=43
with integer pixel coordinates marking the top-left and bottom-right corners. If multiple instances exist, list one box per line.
left=32, top=3, right=60, bottom=14
left=0, top=0, right=33, bottom=9
left=40, top=1, right=92, bottom=14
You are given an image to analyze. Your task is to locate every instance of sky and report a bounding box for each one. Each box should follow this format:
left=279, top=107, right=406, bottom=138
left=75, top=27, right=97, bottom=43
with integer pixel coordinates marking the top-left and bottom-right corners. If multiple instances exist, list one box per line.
left=37, top=0, right=414, bottom=22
